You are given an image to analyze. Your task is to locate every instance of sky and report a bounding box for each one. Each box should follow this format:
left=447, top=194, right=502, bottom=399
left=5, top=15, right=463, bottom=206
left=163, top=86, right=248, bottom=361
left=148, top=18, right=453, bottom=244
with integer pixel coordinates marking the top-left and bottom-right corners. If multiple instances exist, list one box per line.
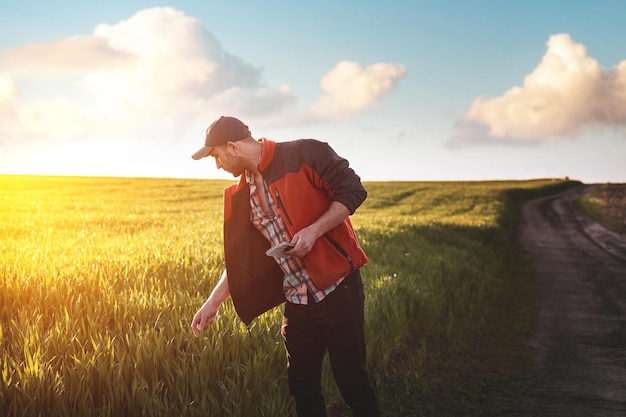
left=1, top=0, right=625, bottom=183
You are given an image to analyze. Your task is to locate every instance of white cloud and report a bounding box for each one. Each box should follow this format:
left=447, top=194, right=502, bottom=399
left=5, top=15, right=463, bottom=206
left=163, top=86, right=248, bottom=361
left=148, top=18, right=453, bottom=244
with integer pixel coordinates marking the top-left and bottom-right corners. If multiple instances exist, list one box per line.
left=206, top=85, right=297, bottom=118
left=0, top=36, right=133, bottom=78
left=0, top=7, right=295, bottom=146
left=0, top=6, right=406, bottom=164
left=455, top=33, right=626, bottom=144
left=85, top=8, right=263, bottom=110
left=310, top=61, right=407, bottom=119
left=0, top=73, right=18, bottom=110
left=0, top=73, right=19, bottom=145
left=7, top=98, right=90, bottom=144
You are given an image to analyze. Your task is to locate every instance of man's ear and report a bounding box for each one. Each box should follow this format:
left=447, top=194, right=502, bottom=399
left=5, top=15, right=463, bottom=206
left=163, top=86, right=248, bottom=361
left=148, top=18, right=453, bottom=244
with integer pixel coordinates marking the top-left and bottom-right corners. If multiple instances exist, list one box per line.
left=226, top=141, right=239, bottom=154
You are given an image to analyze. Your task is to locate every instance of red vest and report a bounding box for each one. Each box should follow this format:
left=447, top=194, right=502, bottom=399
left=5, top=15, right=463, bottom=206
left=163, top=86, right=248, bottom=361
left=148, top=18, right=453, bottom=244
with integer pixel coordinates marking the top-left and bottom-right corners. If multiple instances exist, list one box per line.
left=222, top=138, right=368, bottom=325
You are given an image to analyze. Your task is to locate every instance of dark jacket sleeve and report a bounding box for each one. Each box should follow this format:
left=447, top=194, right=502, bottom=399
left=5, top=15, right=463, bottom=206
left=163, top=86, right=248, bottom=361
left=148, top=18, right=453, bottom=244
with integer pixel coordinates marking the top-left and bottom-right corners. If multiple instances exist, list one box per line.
left=299, top=140, right=367, bottom=214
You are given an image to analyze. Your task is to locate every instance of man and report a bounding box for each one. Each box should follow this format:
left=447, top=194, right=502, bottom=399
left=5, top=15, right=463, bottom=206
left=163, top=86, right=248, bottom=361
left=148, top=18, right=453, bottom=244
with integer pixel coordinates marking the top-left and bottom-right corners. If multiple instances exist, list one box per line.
left=190, top=116, right=379, bottom=417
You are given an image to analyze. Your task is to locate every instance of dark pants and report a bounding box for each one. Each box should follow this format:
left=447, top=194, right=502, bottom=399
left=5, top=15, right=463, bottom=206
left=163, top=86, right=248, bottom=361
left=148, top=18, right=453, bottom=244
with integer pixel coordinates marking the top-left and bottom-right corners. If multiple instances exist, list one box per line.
left=281, top=270, right=380, bottom=417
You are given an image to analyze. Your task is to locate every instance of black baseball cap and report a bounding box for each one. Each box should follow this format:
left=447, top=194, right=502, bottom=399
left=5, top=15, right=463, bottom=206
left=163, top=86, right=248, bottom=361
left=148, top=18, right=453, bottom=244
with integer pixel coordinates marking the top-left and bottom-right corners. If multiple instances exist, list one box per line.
left=191, top=116, right=251, bottom=160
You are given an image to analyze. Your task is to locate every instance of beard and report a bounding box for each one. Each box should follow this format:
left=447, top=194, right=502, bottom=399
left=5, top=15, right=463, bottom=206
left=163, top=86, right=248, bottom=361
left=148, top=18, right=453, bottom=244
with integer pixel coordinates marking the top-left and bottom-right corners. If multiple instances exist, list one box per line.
left=225, top=158, right=246, bottom=178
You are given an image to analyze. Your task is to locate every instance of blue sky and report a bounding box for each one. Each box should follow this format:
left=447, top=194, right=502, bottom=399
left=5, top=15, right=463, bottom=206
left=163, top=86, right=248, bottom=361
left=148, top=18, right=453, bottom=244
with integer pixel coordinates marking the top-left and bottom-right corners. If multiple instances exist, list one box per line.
left=1, top=0, right=625, bottom=182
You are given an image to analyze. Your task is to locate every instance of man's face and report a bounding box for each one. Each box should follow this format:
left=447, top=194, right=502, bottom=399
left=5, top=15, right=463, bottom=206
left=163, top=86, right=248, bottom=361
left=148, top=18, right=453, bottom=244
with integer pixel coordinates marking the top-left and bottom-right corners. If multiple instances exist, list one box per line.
left=209, top=143, right=245, bottom=177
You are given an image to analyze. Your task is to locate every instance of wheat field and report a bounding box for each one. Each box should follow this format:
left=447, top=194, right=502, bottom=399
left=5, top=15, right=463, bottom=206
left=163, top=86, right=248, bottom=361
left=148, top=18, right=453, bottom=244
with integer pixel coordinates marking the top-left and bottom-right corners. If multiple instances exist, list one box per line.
left=0, top=175, right=577, bottom=416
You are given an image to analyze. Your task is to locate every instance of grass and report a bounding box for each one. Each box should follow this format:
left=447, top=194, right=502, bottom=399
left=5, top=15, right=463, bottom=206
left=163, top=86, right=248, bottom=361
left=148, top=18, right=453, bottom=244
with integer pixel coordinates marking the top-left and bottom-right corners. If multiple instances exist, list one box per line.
left=0, top=175, right=581, bottom=416
left=576, top=183, right=626, bottom=236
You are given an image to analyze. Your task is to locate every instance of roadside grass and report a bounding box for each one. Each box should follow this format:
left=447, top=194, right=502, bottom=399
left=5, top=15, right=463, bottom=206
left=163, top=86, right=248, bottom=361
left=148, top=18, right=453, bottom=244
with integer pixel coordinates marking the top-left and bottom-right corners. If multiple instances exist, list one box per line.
left=576, top=183, right=626, bottom=236
left=0, top=175, right=580, bottom=416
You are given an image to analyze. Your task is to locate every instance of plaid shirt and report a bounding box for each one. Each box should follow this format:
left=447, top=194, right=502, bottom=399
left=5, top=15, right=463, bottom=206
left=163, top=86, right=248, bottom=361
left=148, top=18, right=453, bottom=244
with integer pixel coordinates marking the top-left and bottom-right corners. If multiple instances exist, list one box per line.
left=246, top=171, right=339, bottom=304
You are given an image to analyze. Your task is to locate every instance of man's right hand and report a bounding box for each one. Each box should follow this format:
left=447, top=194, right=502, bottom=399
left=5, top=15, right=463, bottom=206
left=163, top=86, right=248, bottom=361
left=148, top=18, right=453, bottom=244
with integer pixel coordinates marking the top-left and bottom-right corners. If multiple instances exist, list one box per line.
left=191, top=270, right=231, bottom=337
left=191, top=301, right=220, bottom=337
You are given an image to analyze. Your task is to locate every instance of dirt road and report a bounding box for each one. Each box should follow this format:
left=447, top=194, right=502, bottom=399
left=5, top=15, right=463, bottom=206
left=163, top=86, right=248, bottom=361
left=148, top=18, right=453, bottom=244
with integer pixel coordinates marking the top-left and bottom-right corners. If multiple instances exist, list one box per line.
left=519, top=185, right=626, bottom=416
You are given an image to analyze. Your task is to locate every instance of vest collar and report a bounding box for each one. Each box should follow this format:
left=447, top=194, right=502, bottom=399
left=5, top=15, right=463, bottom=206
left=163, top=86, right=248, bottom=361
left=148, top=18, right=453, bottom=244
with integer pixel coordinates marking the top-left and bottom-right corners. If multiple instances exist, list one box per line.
left=257, top=138, right=276, bottom=173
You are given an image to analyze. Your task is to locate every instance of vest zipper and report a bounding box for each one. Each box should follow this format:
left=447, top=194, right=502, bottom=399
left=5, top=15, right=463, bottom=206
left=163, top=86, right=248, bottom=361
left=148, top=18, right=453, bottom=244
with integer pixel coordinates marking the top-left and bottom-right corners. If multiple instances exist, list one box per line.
left=274, top=187, right=353, bottom=272
left=274, top=189, right=293, bottom=226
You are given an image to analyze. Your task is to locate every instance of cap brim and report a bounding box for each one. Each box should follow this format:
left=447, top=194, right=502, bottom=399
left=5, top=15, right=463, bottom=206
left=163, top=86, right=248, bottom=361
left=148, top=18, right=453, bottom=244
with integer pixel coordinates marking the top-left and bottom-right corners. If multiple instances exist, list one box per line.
left=191, top=146, right=212, bottom=160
